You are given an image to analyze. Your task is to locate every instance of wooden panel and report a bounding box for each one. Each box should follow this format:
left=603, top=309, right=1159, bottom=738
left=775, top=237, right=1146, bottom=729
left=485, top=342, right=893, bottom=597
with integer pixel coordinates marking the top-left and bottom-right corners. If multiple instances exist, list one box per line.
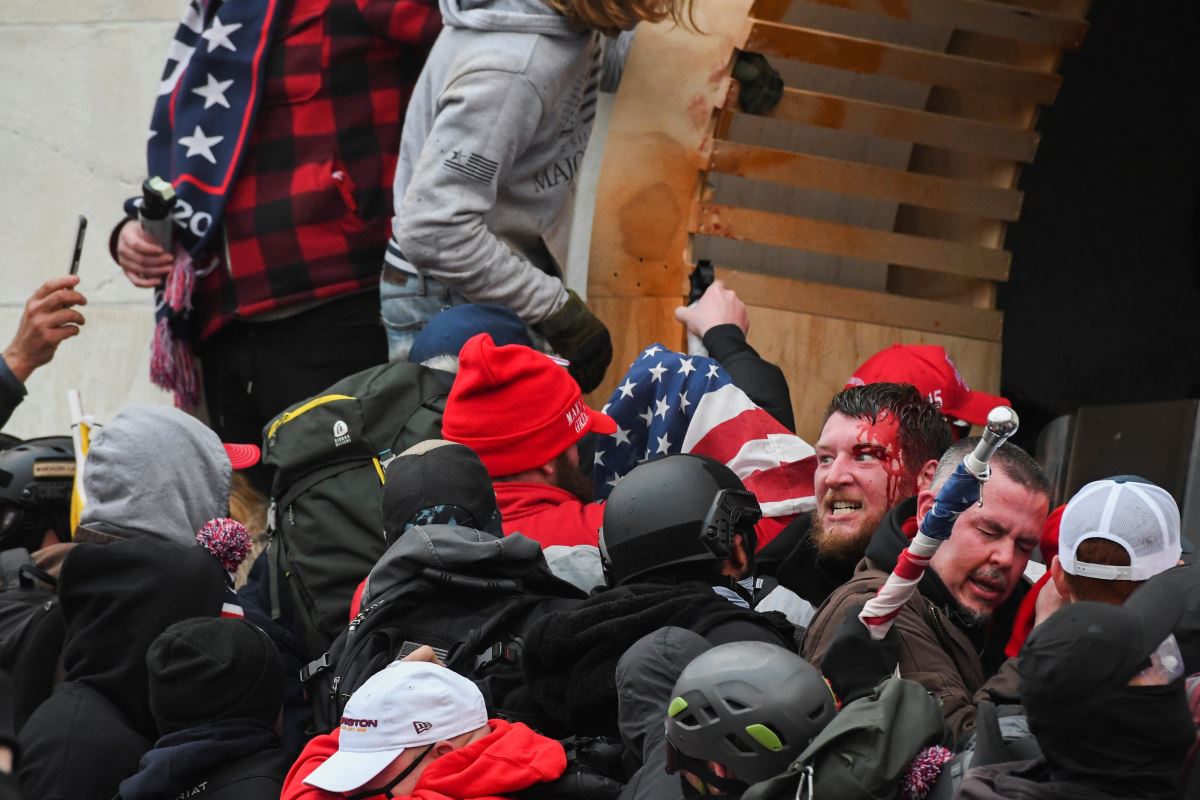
left=588, top=0, right=755, bottom=302
left=694, top=204, right=1011, bottom=280
left=755, top=88, right=1040, bottom=162
left=705, top=2, right=954, bottom=291
left=718, top=268, right=1002, bottom=340
left=586, top=296, right=685, bottom=406
left=709, top=140, right=1023, bottom=219
left=750, top=0, right=793, bottom=21
left=801, top=0, right=1087, bottom=48
left=997, top=0, right=1089, bottom=17
left=887, top=29, right=1077, bottom=306
left=742, top=21, right=1061, bottom=103
left=739, top=304, right=1002, bottom=441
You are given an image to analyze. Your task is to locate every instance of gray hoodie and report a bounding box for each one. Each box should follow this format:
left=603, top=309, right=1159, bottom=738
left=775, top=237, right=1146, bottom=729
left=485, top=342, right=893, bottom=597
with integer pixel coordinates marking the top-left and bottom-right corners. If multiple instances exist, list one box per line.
left=78, top=405, right=230, bottom=545
left=386, top=0, right=621, bottom=324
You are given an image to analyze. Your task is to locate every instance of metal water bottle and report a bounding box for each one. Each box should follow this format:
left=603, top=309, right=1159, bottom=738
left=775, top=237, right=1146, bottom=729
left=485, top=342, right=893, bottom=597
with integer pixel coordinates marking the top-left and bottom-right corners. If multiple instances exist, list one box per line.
left=139, top=176, right=176, bottom=250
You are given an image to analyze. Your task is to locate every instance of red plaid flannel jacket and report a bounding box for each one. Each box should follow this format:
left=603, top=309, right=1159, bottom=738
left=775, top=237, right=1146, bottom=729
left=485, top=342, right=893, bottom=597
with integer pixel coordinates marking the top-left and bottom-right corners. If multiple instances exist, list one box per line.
left=192, top=0, right=440, bottom=340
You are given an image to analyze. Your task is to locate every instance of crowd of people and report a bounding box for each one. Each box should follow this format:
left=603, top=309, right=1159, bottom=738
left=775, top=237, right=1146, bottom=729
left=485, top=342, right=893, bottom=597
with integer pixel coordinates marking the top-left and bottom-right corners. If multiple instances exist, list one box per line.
left=1, top=0, right=1197, bottom=799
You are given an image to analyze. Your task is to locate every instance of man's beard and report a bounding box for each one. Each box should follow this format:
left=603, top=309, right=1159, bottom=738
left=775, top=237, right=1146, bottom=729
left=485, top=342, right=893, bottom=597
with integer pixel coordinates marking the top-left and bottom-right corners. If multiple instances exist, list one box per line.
left=809, top=496, right=886, bottom=563
left=553, top=453, right=595, bottom=504
left=953, top=565, right=1010, bottom=626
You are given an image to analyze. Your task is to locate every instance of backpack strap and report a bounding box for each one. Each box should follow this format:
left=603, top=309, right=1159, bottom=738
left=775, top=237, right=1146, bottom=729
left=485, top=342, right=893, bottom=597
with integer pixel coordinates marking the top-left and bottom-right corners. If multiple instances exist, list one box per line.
left=0, top=549, right=55, bottom=591
left=970, top=700, right=1012, bottom=768
left=18, top=563, right=56, bottom=591
left=0, top=549, right=32, bottom=590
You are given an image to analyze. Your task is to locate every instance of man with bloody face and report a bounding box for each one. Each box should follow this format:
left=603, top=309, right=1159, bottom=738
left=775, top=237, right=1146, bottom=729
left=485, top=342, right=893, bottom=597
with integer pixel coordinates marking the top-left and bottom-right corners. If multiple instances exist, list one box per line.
left=801, top=437, right=1051, bottom=744
left=772, top=383, right=951, bottom=609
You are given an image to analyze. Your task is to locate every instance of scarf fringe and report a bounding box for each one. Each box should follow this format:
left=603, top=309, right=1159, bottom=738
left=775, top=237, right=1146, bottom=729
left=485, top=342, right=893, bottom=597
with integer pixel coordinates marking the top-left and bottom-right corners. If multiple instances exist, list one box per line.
left=163, top=248, right=196, bottom=312
left=150, top=317, right=201, bottom=411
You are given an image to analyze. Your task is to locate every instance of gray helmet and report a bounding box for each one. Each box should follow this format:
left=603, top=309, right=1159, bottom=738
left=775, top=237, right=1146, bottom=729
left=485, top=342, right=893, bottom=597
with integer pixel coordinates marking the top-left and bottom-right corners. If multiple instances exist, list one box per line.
left=666, top=641, right=836, bottom=786
left=599, top=454, right=761, bottom=586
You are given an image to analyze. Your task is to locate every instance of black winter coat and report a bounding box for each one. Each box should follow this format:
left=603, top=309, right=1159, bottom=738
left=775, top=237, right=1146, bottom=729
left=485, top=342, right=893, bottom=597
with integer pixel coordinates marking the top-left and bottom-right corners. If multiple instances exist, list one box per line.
left=16, top=537, right=227, bottom=800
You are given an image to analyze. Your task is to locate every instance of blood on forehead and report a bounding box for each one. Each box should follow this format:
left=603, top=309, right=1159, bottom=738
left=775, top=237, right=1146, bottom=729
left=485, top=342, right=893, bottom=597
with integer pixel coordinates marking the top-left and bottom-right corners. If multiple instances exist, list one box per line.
left=855, top=412, right=915, bottom=505
left=854, top=410, right=900, bottom=451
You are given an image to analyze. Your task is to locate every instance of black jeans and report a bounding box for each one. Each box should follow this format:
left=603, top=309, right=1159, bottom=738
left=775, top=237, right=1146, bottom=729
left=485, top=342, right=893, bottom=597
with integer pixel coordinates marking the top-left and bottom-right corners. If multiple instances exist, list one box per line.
left=200, top=288, right=388, bottom=492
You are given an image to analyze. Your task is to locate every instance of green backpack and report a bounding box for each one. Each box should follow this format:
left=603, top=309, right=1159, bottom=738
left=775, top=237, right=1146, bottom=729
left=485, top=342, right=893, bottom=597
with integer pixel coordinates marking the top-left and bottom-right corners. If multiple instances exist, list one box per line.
left=743, top=678, right=947, bottom=800
left=261, top=360, right=449, bottom=658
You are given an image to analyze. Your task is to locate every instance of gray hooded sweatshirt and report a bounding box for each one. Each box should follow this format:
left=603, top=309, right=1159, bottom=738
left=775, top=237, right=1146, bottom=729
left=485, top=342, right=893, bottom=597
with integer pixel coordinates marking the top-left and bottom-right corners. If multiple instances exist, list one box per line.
left=78, top=404, right=231, bottom=545
left=386, top=0, right=624, bottom=324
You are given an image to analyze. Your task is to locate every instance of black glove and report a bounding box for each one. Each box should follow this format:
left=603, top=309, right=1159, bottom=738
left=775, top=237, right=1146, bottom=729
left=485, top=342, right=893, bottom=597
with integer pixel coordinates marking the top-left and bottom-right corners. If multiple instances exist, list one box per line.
left=820, top=602, right=902, bottom=706
left=732, top=51, right=784, bottom=115
left=535, top=289, right=612, bottom=393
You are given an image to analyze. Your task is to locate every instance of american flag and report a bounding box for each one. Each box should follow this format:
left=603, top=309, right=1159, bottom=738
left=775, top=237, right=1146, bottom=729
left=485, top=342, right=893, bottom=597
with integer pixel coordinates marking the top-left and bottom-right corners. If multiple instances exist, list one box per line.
left=592, top=344, right=816, bottom=550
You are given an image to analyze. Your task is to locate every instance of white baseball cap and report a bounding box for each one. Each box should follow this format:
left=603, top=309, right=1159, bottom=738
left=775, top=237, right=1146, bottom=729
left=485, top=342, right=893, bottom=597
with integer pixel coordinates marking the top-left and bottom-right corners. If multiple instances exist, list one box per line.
left=304, top=661, right=488, bottom=793
left=1059, top=477, right=1182, bottom=581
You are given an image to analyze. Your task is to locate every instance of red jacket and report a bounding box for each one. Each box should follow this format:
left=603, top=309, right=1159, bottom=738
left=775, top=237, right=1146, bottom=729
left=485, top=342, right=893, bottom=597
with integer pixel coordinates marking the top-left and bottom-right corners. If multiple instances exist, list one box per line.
left=495, top=482, right=604, bottom=548
left=281, top=719, right=566, bottom=800
left=494, top=482, right=793, bottom=552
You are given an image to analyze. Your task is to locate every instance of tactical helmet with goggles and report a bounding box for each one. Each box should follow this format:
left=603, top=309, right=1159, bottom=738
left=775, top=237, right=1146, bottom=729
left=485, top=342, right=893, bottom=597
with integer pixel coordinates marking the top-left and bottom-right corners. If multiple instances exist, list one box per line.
left=599, top=454, right=761, bottom=587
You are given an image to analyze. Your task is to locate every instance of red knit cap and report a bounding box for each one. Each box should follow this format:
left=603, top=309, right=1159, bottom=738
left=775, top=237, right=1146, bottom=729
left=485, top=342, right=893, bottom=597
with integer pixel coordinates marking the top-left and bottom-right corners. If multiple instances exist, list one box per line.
left=442, top=334, right=617, bottom=477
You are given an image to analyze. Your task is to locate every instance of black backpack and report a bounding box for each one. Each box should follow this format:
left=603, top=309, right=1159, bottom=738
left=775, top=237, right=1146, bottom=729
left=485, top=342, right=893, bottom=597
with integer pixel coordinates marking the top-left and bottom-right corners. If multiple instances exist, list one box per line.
left=261, top=360, right=450, bottom=658
left=0, top=549, right=65, bottom=729
left=300, top=524, right=585, bottom=731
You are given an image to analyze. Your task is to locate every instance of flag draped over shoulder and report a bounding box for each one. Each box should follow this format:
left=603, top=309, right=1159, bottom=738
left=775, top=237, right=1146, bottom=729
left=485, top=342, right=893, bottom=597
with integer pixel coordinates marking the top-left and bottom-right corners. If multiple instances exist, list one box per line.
left=592, top=344, right=816, bottom=550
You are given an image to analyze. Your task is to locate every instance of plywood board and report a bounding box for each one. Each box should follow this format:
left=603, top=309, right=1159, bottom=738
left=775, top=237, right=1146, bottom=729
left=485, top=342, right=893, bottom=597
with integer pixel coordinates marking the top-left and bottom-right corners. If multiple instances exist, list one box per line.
left=799, top=0, right=1087, bottom=48
left=588, top=0, right=755, bottom=299
left=887, top=31, right=1079, bottom=306
left=718, top=268, right=1002, bottom=340
left=742, top=22, right=1062, bottom=102
left=741, top=303, right=1003, bottom=441
left=709, top=140, right=1023, bottom=219
left=753, top=88, right=1040, bottom=161
left=586, top=296, right=684, bottom=404
left=694, top=204, right=1011, bottom=280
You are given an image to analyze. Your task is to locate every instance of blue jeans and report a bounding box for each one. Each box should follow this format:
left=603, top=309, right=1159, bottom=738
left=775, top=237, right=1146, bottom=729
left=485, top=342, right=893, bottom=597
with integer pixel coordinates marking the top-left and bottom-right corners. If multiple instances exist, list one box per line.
left=380, top=270, right=469, bottom=362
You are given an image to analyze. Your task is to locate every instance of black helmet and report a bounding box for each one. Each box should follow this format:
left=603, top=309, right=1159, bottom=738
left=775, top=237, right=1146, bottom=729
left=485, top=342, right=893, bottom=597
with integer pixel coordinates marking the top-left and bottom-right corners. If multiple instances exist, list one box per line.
left=665, top=641, right=836, bottom=789
left=599, top=454, right=761, bottom=586
left=0, top=436, right=75, bottom=552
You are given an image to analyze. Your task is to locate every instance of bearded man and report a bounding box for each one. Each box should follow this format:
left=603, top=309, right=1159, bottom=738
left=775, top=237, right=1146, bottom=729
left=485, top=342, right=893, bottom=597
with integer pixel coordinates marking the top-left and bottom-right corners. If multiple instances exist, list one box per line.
left=775, top=383, right=951, bottom=608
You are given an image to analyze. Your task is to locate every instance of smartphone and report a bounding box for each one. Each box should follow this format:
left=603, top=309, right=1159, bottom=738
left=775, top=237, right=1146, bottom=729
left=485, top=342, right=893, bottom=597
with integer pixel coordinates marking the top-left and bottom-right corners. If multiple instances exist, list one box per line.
left=68, top=215, right=87, bottom=276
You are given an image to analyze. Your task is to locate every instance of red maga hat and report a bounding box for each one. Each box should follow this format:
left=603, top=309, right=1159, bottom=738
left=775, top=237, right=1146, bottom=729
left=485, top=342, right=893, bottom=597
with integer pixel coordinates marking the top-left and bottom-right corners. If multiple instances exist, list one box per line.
left=847, top=344, right=1009, bottom=427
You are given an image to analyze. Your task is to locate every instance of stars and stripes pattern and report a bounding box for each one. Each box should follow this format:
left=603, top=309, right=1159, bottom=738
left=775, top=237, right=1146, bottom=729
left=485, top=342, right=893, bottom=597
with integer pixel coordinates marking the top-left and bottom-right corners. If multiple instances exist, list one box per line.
left=141, top=0, right=281, bottom=259
left=444, top=151, right=500, bottom=184
left=593, top=344, right=817, bottom=549
left=127, top=0, right=443, bottom=345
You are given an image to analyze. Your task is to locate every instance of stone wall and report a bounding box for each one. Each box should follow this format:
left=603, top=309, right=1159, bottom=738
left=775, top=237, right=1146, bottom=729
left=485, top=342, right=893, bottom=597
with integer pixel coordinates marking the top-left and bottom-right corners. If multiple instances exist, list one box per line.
left=0, top=1, right=180, bottom=437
